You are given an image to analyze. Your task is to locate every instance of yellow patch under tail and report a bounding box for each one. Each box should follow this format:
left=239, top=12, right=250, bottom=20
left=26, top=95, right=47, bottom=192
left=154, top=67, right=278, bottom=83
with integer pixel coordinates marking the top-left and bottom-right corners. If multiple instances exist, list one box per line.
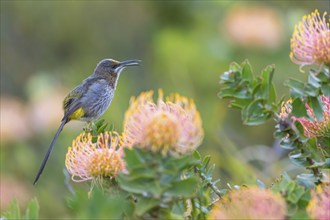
left=69, top=107, right=85, bottom=120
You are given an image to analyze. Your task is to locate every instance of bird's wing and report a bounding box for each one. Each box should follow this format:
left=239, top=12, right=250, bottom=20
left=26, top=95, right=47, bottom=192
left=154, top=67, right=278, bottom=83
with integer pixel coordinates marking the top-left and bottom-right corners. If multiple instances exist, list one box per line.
left=62, top=87, right=83, bottom=121
left=62, top=76, right=100, bottom=121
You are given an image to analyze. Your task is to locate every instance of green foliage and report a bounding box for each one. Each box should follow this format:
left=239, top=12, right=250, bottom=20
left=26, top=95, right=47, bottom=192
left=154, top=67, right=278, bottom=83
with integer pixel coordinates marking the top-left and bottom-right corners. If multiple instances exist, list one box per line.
left=2, top=198, right=39, bottom=220
left=193, top=151, right=225, bottom=204
left=274, top=68, right=330, bottom=186
left=218, top=58, right=328, bottom=219
left=117, top=148, right=200, bottom=218
left=67, top=188, right=133, bottom=219
left=65, top=147, right=224, bottom=219
left=219, top=60, right=278, bottom=125
left=220, top=60, right=329, bottom=187
left=88, top=119, right=109, bottom=143
left=285, top=67, right=330, bottom=121
left=271, top=173, right=310, bottom=219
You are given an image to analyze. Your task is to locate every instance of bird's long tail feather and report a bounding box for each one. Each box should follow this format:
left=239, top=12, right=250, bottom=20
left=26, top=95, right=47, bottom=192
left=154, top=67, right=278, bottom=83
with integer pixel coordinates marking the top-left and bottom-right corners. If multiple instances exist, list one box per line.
left=33, top=119, right=67, bottom=185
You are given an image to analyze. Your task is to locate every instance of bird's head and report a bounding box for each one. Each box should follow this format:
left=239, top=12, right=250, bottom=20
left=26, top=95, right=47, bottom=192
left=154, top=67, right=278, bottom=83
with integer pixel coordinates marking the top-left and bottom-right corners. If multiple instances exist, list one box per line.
left=94, top=58, right=141, bottom=77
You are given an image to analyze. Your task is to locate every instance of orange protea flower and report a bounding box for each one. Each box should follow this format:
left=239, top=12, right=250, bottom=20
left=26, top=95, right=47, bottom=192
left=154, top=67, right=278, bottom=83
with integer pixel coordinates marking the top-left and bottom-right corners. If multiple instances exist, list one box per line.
left=65, top=131, right=125, bottom=182
left=290, top=10, right=330, bottom=69
left=123, top=89, right=203, bottom=156
left=294, top=96, right=330, bottom=138
left=307, top=183, right=330, bottom=220
left=208, top=186, right=287, bottom=220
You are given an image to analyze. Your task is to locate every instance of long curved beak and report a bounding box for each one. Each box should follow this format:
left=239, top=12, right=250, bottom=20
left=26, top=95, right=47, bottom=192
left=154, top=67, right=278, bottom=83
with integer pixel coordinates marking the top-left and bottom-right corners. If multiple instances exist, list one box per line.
left=119, top=60, right=141, bottom=67
left=115, top=60, right=141, bottom=73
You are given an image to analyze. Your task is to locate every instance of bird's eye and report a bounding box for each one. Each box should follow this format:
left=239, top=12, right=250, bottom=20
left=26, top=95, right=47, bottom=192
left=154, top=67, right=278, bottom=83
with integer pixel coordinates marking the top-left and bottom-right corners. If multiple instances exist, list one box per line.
left=106, top=61, right=113, bottom=67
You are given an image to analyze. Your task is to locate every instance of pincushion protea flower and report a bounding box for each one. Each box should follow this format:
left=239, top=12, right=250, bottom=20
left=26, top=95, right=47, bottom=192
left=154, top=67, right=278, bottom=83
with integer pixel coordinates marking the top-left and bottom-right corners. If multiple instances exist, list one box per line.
left=65, top=131, right=125, bottom=182
left=294, top=96, right=330, bottom=138
left=208, top=186, right=287, bottom=220
left=307, top=183, right=330, bottom=220
left=279, top=96, right=330, bottom=138
left=123, top=89, right=203, bottom=156
left=290, top=10, right=330, bottom=69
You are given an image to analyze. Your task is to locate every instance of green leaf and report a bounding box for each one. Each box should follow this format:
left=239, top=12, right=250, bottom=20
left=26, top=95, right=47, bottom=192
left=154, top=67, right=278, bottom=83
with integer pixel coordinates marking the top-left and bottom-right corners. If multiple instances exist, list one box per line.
left=3, top=199, right=21, bottom=220
left=271, top=172, right=291, bottom=193
left=304, top=83, right=319, bottom=97
left=118, top=175, right=163, bottom=196
left=218, top=88, right=235, bottom=98
left=271, top=172, right=310, bottom=219
left=325, top=158, right=330, bottom=168
left=219, top=71, right=232, bottom=82
left=274, top=129, right=287, bottom=139
left=230, top=98, right=252, bottom=109
left=165, top=155, right=198, bottom=171
left=291, top=98, right=307, bottom=118
left=219, top=88, right=251, bottom=99
left=23, top=198, right=39, bottom=220
left=256, top=179, right=266, bottom=189
left=316, top=70, right=330, bottom=96
left=124, top=167, right=156, bottom=181
left=164, top=204, right=186, bottom=220
left=317, top=69, right=330, bottom=80
left=306, top=161, right=326, bottom=169
left=259, top=64, right=275, bottom=100
left=241, top=60, right=253, bottom=82
left=229, top=62, right=241, bottom=72
left=91, top=136, right=98, bottom=143
left=308, top=97, right=324, bottom=121
left=307, top=72, right=321, bottom=88
left=124, top=148, right=145, bottom=169
left=296, top=173, right=316, bottom=188
left=134, top=198, right=159, bottom=216
left=67, top=187, right=133, bottom=219
left=202, top=155, right=211, bottom=170
left=192, top=150, right=201, bottom=160
left=206, top=164, right=215, bottom=178
left=321, top=83, right=330, bottom=96
left=242, top=99, right=271, bottom=125
left=95, top=119, right=105, bottom=128
left=280, top=139, right=297, bottom=150
left=286, top=183, right=305, bottom=204
left=268, top=83, right=277, bottom=105
left=97, top=123, right=108, bottom=133
left=285, top=79, right=305, bottom=98
left=293, top=120, right=307, bottom=138
left=288, top=150, right=309, bottom=167
left=167, top=177, right=198, bottom=197
left=318, top=136, right=330, bottom=149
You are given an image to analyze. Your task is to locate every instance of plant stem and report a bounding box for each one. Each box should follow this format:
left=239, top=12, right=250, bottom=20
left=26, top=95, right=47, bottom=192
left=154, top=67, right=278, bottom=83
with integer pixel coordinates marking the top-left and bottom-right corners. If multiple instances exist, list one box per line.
left=300, top=147, right=320, bottom=179
left=195, top=167, right=222, bottom=199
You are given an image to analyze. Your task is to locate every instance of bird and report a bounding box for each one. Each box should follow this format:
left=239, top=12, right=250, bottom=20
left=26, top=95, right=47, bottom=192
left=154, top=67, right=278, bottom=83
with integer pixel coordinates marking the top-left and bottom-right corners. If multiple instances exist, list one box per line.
left=33, top=58, right=141, bottom=185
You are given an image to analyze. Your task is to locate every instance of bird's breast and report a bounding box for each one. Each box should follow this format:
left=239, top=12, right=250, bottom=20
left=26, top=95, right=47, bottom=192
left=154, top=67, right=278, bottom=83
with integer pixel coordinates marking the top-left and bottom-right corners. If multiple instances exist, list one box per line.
left=80, top=84, right=114, bottom=121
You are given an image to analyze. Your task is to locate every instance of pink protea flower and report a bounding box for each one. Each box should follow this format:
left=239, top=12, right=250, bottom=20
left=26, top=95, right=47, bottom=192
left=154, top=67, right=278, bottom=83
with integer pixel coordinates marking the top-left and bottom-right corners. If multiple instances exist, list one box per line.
left=307, top=183, right=330, bottom=220
left=123, top=89, right=204, bottom=156
left=290, top=10, right=330, bottom=69
left=65, top=131, right=125, bottom=182
left=294, top=96, right=330, bottom=138
left=208, top=186, right=287, bottom=220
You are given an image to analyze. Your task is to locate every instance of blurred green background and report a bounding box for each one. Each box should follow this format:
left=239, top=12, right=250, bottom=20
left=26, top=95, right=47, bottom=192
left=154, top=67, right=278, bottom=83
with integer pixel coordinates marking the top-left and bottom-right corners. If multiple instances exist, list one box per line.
left=1, top=1, right=327, bottom=218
